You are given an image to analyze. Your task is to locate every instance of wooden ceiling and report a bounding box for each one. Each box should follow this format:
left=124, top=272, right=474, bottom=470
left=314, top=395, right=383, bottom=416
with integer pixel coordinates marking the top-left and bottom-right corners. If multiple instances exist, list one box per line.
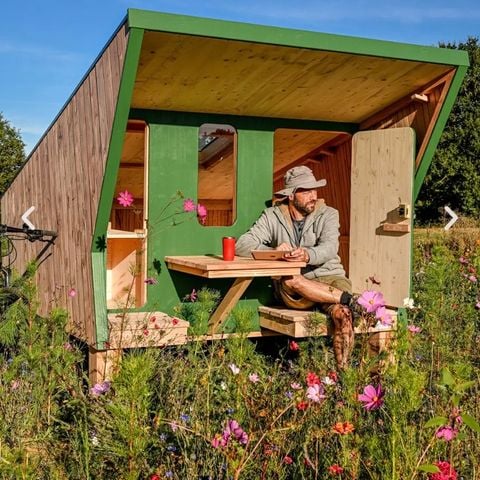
left=132, top=31, right=452, bottom=124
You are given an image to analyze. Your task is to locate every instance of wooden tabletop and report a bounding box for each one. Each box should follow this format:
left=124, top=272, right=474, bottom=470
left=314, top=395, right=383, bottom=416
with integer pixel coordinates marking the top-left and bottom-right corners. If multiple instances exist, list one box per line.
left=165, top=255, right=306, bottom=279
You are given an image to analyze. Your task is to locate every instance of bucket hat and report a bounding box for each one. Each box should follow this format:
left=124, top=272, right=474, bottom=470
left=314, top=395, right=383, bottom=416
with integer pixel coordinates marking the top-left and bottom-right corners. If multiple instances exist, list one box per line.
left=274, top=166, right=327, bottom=196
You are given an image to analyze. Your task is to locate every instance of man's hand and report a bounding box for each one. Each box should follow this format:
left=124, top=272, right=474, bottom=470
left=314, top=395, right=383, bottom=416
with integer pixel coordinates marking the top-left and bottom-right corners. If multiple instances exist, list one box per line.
left=284, top=247, right=310, bottom=263
left=276, top=242, right=293, bottom=252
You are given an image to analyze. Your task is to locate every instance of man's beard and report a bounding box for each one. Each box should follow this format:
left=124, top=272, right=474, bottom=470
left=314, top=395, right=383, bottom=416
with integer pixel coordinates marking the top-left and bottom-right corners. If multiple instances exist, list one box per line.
left=293, top=197, right=315, bottom=216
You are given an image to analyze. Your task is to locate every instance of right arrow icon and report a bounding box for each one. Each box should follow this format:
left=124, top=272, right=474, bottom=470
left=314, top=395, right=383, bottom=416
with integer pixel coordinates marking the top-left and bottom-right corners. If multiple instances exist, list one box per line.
left=444, top=205, right=458, bottom=231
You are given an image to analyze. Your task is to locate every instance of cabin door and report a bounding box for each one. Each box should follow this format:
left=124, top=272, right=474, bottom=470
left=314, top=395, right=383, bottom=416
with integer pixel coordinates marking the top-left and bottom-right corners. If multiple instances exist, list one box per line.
left=349, top=127, right=415, bottom=307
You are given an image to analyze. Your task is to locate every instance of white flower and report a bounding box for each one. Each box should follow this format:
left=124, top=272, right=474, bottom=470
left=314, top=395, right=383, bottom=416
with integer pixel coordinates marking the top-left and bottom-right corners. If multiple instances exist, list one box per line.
left=229, top=363, right=240, bottom=375
left=220, top=381, right=227, bottom=390
left=91, top=434, right=99, bottom=446
left=403, top=297, right=415, bottom=309
left=322, top=376, right=335, bottom=386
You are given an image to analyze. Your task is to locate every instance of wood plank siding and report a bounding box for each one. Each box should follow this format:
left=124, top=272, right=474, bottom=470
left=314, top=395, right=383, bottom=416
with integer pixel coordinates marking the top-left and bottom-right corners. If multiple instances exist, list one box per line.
left=0, top=25, right=129, bottom=344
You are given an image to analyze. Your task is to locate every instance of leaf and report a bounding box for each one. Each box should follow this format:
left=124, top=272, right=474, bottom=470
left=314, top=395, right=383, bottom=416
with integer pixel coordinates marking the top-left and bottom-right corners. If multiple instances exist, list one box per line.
left=462, top=413, right=480, bottom=433
left=418, top=464, right=440, bottom=473
left=440, top=367, right=455, bottom=386
left=424, top=416, right=448, bottom=428
left=456, top=381, right=475, bottom=391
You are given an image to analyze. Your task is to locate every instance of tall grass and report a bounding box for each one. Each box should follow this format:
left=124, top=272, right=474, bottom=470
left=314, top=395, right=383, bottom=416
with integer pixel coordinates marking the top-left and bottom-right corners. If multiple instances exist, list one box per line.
left=0, top=229, right=478, bottom=479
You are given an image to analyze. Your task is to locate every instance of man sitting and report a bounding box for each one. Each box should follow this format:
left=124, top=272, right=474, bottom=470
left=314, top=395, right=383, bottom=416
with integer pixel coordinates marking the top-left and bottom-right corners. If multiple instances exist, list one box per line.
left=235, top=166, right=358, bottom=368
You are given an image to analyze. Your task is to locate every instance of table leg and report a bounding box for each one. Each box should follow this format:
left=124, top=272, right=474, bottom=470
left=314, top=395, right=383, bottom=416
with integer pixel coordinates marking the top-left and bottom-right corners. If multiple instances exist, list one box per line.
left=208, top=277, right=253, bottom=334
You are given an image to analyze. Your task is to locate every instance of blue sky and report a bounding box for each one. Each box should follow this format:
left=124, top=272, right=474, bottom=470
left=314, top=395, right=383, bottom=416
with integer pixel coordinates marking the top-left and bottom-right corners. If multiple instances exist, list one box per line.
left=1, top=0, right=479, bottom=154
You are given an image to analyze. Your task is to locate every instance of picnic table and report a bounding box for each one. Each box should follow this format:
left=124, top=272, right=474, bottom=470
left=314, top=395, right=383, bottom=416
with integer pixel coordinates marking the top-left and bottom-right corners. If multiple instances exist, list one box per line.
left=164, top=255, right=306, bottom=333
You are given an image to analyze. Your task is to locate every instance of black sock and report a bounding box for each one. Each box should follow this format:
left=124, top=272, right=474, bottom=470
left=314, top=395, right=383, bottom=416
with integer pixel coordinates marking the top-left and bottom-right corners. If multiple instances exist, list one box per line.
left=340, top=291, right=353, bottom=306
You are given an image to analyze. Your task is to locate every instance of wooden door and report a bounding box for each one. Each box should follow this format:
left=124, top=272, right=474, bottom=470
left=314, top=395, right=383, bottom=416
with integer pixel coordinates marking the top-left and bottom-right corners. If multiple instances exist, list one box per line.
left=350, top=128, right=415, bottom=307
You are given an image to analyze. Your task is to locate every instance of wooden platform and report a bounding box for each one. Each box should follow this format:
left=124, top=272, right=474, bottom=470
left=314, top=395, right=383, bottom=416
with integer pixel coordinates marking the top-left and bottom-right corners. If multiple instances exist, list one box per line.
left=258, top=305, right=397, bottom=338
left=107, top=312, right=190, bottom=349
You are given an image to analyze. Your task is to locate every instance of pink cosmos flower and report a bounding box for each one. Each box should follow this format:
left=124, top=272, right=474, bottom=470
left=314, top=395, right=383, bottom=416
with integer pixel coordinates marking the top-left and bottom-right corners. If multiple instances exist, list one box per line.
left=459, top=256, right=468, bottom=265
left=183, top=198, right=196, bottom=212
left=283, top=455, right=293, bottom=464
left=468, top=275, right=477, bottom=283
left=407, top=324, right=422, bottom=334
left=224, top=420, right=248, bottom=445
left=358, top=384, right=384, bottom=410
left=375, top=305, right=393, bottom=326
left=290, top=382, right=302, bottom=390
left=11, top=380, right=20, bottom=390
left=428, top=461, right=457, bottom=480
left=306, top=383, right=326, bottom=403
left=289, top=340, right=299, bottom=351
left=184, top=288, right=197, bottom=302
left=211, top=435, right=222, bottom=448
left=475, top=301, right=480, bottom=310
left=117, top=190, right=134, bottom=207
left=357, top=290, right=385, bottom=313
left=197, top=203, right=207, bottom=224
left=63, top=342, right=73, bottom=351
left=68, top=288, right=77, bottom=298
left=144, top=277, right=157, bottom=285
left=248, top=373, right=259, bottom=383
left=436, top=425, right=458, bottom=441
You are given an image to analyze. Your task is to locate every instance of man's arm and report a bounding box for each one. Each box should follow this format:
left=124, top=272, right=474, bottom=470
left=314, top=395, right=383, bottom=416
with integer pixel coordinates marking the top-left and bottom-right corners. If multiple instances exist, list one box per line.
left=235, top=212, right=274, bottom=257
left=303, top=208, right=340, bottom=266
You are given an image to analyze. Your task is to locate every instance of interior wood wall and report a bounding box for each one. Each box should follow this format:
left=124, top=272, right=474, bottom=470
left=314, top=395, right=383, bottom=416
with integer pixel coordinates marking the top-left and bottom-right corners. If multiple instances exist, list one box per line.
left=0, top=25, right=129, bottom=344
left=361, top=82, right=446, bottom=167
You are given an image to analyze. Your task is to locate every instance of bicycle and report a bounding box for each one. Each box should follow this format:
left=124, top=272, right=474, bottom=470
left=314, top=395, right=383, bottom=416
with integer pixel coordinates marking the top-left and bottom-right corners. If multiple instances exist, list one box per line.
left=0, top=224, right=57, bottom=314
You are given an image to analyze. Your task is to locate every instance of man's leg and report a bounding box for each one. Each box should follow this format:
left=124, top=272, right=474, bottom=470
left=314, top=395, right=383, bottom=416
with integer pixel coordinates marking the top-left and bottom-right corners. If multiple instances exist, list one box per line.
left=282, top=275, right=345, bottom=304
left=282, top=275, right=355, bottom=370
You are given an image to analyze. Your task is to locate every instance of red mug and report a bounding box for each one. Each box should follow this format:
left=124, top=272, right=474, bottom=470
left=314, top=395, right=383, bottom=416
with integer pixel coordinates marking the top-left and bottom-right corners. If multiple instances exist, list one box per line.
left=222, top=236, right=236, bottom=261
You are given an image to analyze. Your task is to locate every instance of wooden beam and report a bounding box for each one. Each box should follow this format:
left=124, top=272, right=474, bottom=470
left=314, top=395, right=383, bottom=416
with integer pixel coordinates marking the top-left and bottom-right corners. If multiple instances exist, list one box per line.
left=411, top=93, right=429, bottom=103
left=360, top=69, right=455, bottom=130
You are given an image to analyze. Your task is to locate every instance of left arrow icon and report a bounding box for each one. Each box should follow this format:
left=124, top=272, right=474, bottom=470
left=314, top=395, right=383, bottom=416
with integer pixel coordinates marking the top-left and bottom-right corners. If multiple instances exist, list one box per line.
left=21, top=206, right=36, bottom=230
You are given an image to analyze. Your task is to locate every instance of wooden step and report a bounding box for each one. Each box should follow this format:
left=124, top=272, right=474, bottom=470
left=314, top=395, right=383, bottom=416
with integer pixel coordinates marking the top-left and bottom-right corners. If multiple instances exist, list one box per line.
left=258, top=305, right=397, bottom=338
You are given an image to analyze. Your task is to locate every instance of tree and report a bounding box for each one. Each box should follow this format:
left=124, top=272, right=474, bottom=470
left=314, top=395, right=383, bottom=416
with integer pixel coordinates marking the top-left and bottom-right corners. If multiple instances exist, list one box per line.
left=0, top=112, right=26, bottom=198
left=416, top=37, right=480, bottom=224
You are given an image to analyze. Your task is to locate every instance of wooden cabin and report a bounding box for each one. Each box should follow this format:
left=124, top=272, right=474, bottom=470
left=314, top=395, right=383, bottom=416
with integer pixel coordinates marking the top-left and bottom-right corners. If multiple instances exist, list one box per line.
left=1, top=9, right=468, bottom=379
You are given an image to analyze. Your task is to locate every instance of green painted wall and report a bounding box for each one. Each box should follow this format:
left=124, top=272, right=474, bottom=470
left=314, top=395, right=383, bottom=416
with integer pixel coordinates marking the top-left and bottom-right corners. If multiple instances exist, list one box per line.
left=119, top=110, right=355, bottom=333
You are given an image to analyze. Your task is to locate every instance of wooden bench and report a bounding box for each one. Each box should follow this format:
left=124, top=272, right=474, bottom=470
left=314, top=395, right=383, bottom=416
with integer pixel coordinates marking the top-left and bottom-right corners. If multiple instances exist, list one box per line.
left=258, top=305, right=397, bottom=357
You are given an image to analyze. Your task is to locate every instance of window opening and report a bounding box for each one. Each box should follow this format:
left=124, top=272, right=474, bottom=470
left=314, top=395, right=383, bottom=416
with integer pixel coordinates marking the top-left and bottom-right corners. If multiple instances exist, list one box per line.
left=197, top=123, right=237, bottom=226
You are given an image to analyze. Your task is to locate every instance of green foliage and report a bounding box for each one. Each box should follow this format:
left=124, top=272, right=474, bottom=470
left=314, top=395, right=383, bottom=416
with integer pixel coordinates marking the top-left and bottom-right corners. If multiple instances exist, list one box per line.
left=416, top=37, right=480, bottom=223
left=0, top=229, right=479, bottom=478
left=0, top=112, right=26, bottom=197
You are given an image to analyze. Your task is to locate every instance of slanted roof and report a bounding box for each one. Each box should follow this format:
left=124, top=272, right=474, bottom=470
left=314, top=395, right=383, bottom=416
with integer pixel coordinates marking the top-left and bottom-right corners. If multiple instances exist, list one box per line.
left=127, top=9, right=468, bottom=124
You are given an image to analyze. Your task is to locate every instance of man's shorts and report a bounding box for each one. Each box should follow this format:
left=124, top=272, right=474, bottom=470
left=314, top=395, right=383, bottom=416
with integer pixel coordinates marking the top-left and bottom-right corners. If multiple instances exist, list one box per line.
left=273, top=275, right=352, bottom=310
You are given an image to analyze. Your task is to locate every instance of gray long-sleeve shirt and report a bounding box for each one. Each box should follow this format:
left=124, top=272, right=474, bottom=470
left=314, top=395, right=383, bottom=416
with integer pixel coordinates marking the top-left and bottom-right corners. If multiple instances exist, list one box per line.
left=235, top=200, right=346, bottom=279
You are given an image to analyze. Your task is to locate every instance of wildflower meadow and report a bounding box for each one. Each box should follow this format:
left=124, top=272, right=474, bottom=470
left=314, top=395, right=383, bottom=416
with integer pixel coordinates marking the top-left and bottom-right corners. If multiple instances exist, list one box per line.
left=0, top=225, right=479, bottom=479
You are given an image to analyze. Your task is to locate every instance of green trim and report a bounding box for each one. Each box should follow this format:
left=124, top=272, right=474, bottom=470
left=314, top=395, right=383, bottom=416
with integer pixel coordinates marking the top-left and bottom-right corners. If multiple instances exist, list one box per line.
left=127, top=9, right=469, bottom=66
left=397, top=307, right=408, bottom=327
left=92, top=252, right=107, bottom=348
left=91, top=27, right=145, bottom=348
left=414, top=65, right=468, bottom=200
left=129, top=109, right=358, bottom=133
